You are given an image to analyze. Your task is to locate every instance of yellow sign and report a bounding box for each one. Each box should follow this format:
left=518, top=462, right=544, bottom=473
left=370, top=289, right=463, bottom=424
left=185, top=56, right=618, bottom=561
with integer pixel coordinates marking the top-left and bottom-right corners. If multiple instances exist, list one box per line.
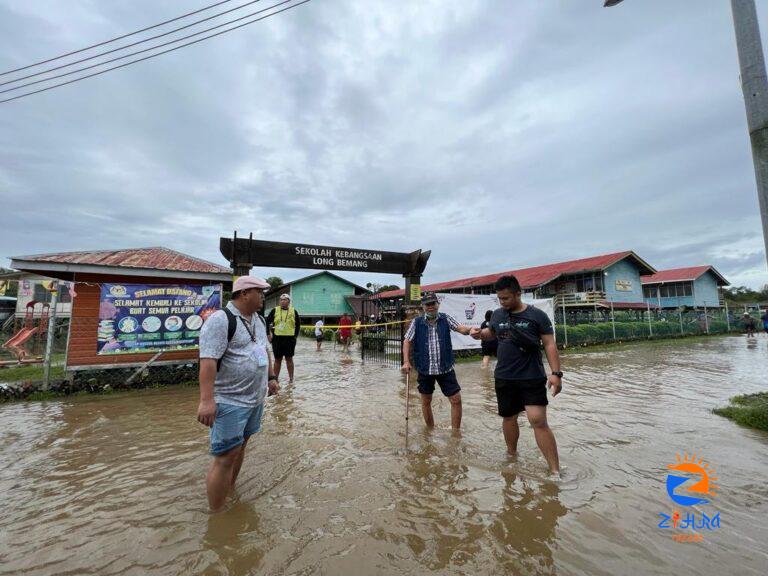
left=410, top=284, right=422, bottom=301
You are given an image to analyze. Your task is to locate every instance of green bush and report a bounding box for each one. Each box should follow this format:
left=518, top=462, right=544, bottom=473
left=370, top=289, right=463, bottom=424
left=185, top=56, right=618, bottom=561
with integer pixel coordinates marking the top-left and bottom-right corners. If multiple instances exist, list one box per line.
left=713, top=392, right=768, bottom=432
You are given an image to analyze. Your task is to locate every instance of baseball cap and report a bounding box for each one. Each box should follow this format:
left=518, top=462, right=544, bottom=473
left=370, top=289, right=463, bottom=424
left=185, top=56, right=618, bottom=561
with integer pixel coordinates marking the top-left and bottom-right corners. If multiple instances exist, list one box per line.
left=232, top=276, right=270, bottom=292
left=421, top=292, right=438, bottom=304
left=279, top=293, right=291, bottom=301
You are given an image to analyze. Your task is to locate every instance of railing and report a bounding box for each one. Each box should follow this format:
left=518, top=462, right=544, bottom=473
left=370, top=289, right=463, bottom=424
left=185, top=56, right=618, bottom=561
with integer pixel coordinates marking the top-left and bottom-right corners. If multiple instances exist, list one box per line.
left=553, top=291, right=606, bottom=307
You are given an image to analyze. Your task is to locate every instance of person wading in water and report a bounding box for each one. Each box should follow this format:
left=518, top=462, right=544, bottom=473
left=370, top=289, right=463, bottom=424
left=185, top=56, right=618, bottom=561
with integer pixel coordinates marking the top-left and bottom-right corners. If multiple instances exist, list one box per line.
left=197, top=276, right=279, bottom=512
left=267, top=293, right=300, bottom=383
left=471, top=275, right=563, bottom=476
left=401, top=293, right=475, bottom=430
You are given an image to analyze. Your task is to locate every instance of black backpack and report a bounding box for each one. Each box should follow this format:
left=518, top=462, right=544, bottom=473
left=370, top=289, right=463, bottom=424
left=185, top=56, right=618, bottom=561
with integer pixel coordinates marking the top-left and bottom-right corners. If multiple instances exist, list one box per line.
left=215, top=307, right=266, bottom=371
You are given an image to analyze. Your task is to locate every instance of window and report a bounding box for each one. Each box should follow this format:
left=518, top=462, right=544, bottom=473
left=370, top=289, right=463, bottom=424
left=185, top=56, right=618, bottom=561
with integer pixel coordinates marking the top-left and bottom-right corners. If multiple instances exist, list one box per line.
left=33, top=282, right=71, bottom=304
left=643, top=286, right=657, bottom=299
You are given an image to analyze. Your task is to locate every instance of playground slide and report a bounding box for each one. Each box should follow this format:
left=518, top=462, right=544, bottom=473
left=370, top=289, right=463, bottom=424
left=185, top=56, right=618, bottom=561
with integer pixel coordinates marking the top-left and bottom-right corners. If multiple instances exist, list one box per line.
left=3, top=327, right=38, bottom=349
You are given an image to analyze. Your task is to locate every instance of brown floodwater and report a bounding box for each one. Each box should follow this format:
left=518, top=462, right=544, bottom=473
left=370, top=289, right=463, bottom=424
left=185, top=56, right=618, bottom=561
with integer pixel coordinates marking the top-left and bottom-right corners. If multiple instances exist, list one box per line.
left=1, top=336, right=767, bottom=575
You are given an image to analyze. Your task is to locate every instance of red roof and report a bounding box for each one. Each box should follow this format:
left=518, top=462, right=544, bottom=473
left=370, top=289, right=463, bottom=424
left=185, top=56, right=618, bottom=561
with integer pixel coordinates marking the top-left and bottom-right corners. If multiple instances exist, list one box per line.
left=377, top=250, right=656, bottom=299
left=12, top=247, right=231, bottom=275
left=641, top=266, right=729, bottom=286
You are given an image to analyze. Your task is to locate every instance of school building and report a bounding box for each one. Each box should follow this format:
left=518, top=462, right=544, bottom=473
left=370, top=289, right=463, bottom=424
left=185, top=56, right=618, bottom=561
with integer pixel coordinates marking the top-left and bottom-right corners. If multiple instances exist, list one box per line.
left=641, top=266, right=729, bottom=309
left=376, top=251, right=730, bottom=310
left=264, top=271, right=371, bottom=322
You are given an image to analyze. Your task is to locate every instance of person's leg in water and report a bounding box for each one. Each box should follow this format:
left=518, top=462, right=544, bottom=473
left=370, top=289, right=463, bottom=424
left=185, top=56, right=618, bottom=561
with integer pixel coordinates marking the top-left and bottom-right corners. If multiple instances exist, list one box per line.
left=273, top=356, right=283, bottom=380
left=207, top=445, right=242, bottom=512
left=447, top=391, right=462, bottom=429
left=230, top=436, right=249, bottom=491
left=285, top=357, right=295, bottom=383
left=420, top=393, right=435, bottom=427
left=482, top=354, right=491, bottom=369
left=502, top=413, right=520, bottom=456
left=316, top=337, right=322, bottom=351
left=525, top=405, right=560, bottom=475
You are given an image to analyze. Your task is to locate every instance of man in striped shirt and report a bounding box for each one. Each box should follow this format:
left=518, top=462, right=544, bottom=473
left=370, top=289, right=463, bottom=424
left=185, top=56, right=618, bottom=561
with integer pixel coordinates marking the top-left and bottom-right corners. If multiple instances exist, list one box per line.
left=402, top=293, right=474, bottom=430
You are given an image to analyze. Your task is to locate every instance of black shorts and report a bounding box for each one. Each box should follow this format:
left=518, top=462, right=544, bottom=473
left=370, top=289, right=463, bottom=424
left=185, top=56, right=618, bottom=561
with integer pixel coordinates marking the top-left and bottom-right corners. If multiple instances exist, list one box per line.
left=481, top=340, right=498, bottom=357
left=272, top=336, right=297, bottom=359
left=417, top=370, right=461, bottom=397
left=315, top=335, right=324, bottom=342
left=494, top=377, right=548, bottom=417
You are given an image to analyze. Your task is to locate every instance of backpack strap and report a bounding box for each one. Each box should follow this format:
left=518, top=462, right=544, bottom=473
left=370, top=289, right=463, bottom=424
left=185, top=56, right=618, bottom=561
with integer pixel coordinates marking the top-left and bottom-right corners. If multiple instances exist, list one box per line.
left=217, top=307, right=238, bottom=371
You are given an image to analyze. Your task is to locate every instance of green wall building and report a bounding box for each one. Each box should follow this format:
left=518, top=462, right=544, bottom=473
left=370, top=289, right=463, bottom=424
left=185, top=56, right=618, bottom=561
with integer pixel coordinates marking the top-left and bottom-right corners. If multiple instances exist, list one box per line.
left=264, top=271, right=371, bottom=322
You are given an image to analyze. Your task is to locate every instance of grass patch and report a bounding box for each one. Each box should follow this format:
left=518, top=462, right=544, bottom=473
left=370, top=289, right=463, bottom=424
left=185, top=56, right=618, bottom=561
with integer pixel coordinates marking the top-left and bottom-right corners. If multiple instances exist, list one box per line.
left=0, top=363, right=65, bottom=382
left=713, top=392, right=768, bottom=432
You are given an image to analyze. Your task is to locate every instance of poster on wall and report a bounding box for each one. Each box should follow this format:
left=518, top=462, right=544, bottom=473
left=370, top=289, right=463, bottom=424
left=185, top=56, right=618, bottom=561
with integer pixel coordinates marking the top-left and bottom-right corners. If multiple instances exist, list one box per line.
left=435, top=293, right=556, bottom=350
left=97, top=283, right=222, bottom=355
left=615, top=279, right=633, bottom=292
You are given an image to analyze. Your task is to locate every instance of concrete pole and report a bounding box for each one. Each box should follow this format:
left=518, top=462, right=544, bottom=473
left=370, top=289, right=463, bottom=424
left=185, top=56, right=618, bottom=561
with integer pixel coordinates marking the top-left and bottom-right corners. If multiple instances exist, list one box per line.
left=610, top=300, right=617, bottom=341
left=704, top=303, right=710, bottom=334
left=42, top=281, right=59, bottom=390
left=646, top=301, right=653, bottom=337
left=726, top=300, right=731, bottom=331
left=562, top=302, right=568, bottom=347
left=732, top=0, right=768, bottom=267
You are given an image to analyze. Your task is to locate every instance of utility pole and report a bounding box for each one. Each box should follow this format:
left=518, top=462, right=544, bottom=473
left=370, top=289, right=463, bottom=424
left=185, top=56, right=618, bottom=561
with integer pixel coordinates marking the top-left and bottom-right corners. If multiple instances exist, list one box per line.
left=606, top=0, right=768, bottom=267
left=732, top=0, right=768, bottom=267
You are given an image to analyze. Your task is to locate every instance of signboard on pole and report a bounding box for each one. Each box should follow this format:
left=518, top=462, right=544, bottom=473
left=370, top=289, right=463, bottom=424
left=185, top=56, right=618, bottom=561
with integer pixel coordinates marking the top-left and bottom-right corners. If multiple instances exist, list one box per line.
left=97, top=283, right=222, bottom=355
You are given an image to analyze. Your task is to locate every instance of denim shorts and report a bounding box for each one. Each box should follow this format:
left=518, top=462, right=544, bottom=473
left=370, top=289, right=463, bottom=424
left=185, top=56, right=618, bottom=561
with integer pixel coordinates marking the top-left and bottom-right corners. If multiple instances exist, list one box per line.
left=210, top=402, right=264, bottom=456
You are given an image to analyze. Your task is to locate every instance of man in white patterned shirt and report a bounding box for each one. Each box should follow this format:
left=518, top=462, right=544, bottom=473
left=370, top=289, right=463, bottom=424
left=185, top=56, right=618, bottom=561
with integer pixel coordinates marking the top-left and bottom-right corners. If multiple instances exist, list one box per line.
left=402, top=293, right=474, bottom=430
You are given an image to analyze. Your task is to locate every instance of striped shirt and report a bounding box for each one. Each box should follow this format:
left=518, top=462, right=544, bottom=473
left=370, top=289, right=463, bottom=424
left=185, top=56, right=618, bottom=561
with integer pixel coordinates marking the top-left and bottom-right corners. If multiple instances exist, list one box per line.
left=404, top=314, right=461, bottom=375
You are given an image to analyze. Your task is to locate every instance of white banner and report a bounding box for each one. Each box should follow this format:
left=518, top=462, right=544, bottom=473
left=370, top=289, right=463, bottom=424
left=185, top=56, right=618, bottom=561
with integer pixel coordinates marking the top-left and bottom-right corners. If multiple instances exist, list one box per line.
left=435, top=293, right=555, bottom=350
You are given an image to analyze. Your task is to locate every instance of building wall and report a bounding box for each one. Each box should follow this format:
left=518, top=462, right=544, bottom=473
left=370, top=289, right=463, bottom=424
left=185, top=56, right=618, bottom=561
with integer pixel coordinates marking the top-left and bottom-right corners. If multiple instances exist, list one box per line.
left=15, top=280, right=72, bottom=318
left=288, top=274, right=356, bottom=318
left=67, top=273, right=210, bottom=369
left=266, top=273, right=358, bottom=319
left=603, top=259, right=646, bottom=303
left=694, top=272, right=722, bottom=308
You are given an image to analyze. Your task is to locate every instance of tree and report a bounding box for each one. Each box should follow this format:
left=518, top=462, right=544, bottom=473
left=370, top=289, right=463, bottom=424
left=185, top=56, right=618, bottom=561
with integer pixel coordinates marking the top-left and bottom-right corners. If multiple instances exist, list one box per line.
left=365, top=282, right=400, bottom=294
left=266, top=276, right=284, bottom=291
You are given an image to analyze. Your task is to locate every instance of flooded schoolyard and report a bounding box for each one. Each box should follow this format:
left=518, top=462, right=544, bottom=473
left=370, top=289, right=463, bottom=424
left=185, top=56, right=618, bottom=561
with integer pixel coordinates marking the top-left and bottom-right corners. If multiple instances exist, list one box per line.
left=0, top=336, right=767, bottom=575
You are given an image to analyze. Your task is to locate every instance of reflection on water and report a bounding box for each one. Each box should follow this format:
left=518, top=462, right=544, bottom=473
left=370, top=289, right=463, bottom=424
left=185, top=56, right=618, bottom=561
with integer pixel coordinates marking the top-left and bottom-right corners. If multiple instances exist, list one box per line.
left=1, top=336, right=767, bottom=575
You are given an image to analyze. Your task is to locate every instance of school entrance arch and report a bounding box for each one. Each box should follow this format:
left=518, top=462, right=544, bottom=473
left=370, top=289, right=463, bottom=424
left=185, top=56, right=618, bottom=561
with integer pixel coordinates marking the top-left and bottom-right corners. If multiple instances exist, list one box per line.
left=220, top=234, right=431, bottom=365
left=220, top=234, right=430, bottom=304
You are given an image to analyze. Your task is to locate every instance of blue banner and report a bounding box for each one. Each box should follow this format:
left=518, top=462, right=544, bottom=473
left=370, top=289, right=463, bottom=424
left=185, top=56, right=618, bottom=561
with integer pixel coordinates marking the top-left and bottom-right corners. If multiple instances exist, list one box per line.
left=97, top=283, right=222, bottom=355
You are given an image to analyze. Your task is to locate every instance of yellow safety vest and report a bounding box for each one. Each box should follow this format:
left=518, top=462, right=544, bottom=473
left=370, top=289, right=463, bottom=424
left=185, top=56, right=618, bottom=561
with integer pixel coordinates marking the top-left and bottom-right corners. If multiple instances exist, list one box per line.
left=274, top=306, right=296, bottom=336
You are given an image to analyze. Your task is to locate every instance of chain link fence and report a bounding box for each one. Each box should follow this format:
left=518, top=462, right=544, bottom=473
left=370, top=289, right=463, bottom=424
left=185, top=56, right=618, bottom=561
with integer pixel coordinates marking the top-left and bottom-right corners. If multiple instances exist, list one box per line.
left=555, top=305, right=755, bottom=347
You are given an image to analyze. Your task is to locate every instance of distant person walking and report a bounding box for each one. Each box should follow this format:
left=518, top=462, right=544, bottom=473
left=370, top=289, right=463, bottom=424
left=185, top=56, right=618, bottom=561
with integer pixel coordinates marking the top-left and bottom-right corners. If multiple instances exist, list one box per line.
left=401, top=293, right=475, bottom=430
left=267, top=294, right=300, bottom=383
left=761, top=310, right=768, bottom=335
left=744, top=312, right=756, bottom=338
left=480, top=309, right=498, bottom=369
left=472, top=275, right=563, bottom=476
left=197, top=276, right=279, bottom=512
left=314, top=319, right=325, bottom=351
left=338, top=312, right=353, bottom=352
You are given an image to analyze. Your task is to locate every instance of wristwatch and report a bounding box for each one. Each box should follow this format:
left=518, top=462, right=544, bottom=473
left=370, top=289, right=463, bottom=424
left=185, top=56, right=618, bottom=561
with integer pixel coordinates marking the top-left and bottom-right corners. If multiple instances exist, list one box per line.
left=551, top=371, right=564, bottom=378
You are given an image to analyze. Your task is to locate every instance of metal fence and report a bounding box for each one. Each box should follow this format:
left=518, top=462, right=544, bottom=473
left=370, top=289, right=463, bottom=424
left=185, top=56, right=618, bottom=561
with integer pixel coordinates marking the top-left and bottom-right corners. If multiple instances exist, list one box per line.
left=360, top=297, right=405, bottom=367
left=555, top=305, right=754, bottom=347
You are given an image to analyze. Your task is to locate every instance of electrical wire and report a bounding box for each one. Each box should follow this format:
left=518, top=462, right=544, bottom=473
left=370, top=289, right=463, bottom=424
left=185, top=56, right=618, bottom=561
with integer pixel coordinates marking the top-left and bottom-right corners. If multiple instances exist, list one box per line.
left=0, top=0, right=236, bottom=77
left=0, top=0, right=265, bottom=88
left=0, top=0, right=312, bottom=104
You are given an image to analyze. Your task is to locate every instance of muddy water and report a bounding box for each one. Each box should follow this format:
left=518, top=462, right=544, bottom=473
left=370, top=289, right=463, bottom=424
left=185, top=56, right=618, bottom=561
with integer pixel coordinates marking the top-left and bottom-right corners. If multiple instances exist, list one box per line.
left=1, top=337, right=767, bottom=575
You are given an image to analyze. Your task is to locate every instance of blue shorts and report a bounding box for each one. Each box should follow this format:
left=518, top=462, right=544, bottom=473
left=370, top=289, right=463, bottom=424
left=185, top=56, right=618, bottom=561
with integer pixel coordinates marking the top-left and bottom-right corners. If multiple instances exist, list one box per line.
left=210, top=402, right=264, bottom=456
left=417, top=369, right=461, bottom=397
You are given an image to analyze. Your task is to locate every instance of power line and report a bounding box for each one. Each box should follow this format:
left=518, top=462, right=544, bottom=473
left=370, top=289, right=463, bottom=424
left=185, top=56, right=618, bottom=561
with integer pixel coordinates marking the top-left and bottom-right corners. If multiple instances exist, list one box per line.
left=0, top=0, right=312, bottom=105
left=1, top=0, right=284, bottom=95
left=0, top=0, right=265, bottom=88
left=0, top=0, right=236, bottom=77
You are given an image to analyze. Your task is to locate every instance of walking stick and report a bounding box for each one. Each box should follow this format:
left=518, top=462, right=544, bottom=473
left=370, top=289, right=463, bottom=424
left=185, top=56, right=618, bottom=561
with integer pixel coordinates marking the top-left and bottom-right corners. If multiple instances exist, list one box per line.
left=405, top=371, right=411, bottom=451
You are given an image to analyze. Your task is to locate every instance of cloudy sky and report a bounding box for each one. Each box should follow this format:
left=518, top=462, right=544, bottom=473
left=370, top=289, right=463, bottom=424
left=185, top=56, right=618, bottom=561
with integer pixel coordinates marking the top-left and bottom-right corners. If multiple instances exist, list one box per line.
left=1, top=0, right=768, bottom=289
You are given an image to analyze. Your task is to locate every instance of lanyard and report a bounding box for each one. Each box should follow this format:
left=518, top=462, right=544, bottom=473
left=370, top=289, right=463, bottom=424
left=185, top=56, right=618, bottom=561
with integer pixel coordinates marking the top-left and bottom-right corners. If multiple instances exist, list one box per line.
left=239, top=316, right=256, bottom=343
left=278, top=308, right=291, bottom=324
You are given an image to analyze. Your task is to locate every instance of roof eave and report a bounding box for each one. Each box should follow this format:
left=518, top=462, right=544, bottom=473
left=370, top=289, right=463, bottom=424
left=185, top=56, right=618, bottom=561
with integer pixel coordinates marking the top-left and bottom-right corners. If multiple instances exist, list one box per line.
left=10, top=259, right=231, bottom=283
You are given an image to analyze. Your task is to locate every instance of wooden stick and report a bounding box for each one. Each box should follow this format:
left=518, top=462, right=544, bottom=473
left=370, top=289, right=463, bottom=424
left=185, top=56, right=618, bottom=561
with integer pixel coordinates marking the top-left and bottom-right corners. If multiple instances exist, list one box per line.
left=405, top=371, right=411, bottom=451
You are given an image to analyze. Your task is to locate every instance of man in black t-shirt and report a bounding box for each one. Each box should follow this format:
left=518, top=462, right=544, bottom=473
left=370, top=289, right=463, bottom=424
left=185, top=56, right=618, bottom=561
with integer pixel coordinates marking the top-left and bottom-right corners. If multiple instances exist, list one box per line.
left=471, top=275, right=563, bottom=476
